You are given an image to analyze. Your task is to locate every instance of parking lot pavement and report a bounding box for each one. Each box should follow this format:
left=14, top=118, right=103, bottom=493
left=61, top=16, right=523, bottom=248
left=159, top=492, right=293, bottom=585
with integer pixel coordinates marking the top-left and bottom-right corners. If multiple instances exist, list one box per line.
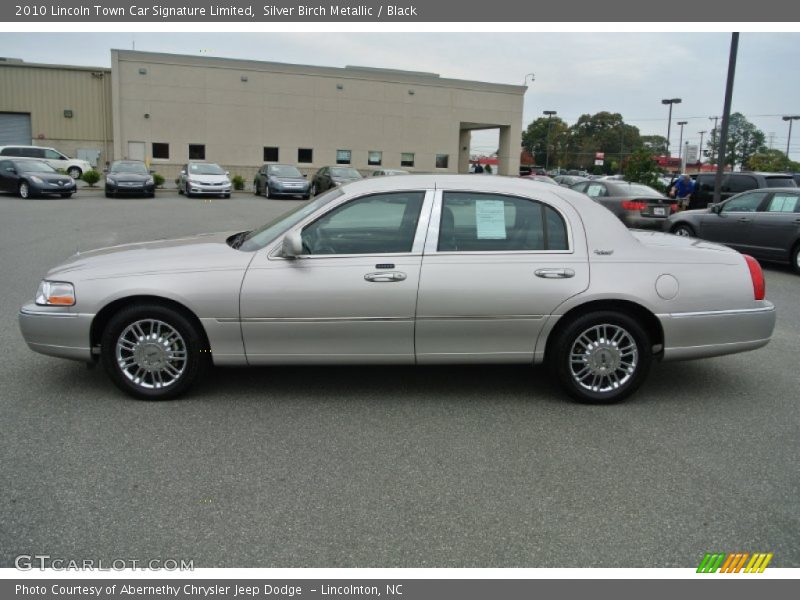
left=0, top=192, right=798, bottom=568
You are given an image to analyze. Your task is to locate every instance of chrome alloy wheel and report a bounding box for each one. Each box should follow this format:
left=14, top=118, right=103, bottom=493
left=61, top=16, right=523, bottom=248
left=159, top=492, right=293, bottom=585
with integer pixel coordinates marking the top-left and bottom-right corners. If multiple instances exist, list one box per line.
left=569, top=324, right=638, bottom=393
left=115, top=319, right=187, bottom=389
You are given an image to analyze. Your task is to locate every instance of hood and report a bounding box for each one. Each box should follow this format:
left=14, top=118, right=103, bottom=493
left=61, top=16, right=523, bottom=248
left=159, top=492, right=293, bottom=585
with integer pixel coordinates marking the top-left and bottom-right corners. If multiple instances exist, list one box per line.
left=46, top=231, right=253, bottom=280
left=32, top=173, right=75, bottom=185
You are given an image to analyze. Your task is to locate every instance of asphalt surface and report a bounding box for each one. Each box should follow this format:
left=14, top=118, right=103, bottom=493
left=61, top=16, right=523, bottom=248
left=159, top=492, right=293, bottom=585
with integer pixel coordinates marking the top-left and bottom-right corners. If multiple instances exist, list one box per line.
left=0, top=189, right=798, bottom=568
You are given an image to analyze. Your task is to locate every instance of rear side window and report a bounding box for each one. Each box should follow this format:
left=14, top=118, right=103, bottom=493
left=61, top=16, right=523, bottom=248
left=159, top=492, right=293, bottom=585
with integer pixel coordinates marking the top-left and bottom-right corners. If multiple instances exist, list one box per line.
left=764, top=177, right=797, bottom=188
left=1, top=147, right=19, bottom=156
left=727, top=175, right=758, bottom=193
left=696, top=175, right=715, bottom=192
left=766, top=193, right=799, bottom=213
left=438, top=192, right=569, bottom=252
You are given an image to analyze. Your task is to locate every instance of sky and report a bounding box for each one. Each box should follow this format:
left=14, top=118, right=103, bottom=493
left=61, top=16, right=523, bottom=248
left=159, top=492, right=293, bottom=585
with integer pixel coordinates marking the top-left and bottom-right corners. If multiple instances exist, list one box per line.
left=1, top=32, right=799, bottom=160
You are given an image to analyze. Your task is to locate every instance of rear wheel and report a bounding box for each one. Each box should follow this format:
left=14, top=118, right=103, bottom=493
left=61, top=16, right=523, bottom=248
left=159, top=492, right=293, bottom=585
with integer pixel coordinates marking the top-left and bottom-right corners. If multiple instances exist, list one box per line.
left=67, top=167, right=82, bottom=179
left=671, top=223, right=695, bottom=237
left=791, top=243, right=800, bottom=275
left=549, top=311, right=652, bottom=404
left=101, top=303, right=208, bottom=400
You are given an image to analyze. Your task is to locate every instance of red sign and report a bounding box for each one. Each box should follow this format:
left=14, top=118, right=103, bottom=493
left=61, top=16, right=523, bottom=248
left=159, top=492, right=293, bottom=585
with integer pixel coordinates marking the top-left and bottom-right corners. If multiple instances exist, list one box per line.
left=595, top=152, right=605, bottom=160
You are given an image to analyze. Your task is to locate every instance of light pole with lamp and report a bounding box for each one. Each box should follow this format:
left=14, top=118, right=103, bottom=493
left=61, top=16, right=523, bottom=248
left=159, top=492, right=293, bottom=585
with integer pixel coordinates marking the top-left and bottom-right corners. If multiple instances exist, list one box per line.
left=662, top=98, right=682, bottom=157
left=676, top=120, right=688, bottom=164
left=783, top=115, right=800, bottom=160
left=543, top=110, right=557, bottom=171
left=698, top=130, right=706, bottom=165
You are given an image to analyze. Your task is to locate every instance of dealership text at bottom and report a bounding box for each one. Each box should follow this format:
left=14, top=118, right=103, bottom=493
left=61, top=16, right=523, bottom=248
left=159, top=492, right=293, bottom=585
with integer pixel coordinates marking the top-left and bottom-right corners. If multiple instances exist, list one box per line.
left=16, top=584, right=398, bottom=597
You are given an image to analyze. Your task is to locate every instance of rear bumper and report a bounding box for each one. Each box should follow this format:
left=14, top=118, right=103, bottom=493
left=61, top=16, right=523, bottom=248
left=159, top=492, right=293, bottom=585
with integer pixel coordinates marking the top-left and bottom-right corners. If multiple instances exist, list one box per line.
left=622, top=214, right=671, bottom=230
left=659, top=303, right=775, bottom=361
left=18, top=304, right=94, bottom=362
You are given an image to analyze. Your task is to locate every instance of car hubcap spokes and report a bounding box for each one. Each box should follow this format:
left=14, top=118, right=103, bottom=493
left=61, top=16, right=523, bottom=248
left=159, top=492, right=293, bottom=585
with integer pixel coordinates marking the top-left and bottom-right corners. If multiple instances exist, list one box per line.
left=116, top=319, right=187, bottom=389
left=569, top=324, right=638, bottom=393
left=676, top=228, right=689, bottom=236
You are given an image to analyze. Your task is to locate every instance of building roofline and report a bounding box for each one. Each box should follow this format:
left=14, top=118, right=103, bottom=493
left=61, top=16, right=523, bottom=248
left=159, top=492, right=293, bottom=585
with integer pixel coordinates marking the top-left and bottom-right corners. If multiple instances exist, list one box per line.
left=0, top=58, right=110, bottom=73
left=112, top=49, right=526, bottom=95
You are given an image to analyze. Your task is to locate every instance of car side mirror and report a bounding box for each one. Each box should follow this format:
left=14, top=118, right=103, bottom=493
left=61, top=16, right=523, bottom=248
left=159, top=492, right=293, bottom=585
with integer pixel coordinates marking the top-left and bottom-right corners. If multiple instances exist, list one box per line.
left=303, top=174, right=307, bottom=178
left=149, top=169, right=155, bottom=174
left=180, top=170, right=186, bottom=175
left=281, top=230, right=304, bottom=258
left=225, top=171, right=230, bottom=177
left=7, top=167, right=16, bottom=174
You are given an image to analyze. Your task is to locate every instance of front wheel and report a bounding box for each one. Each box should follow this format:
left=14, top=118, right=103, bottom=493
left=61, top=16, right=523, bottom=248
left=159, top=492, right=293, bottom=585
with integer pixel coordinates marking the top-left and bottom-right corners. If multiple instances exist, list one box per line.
left=671, top=223, right=695, bottom=237
left=549, top=311, right=652, bottom=404
left=18, top=181, right=33, bottom=199
left=791, top=243, right=800, bottom=275
left=60, top=193, right=73, bottom=198
left=310, top=183, right=317, bottom=196
left=184, top=183, right=192, bottom=198
left=100, top=304, right=208, bottom=400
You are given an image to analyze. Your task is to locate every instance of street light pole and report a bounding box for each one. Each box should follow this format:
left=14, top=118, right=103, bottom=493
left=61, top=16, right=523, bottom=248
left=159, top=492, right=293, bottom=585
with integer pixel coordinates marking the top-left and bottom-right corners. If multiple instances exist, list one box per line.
left=783, top=115, right=800, bottom=159
left=713, top=33, right=739, bottom=206
left=698, top=131, right=706, bottom=165
left=662, top=98, right=682, bottom=157
left=709, top=116, right=719, bottom=165
left=543, top=110, right=557, bottom=171
left=677, top=121, right=688, bottom=163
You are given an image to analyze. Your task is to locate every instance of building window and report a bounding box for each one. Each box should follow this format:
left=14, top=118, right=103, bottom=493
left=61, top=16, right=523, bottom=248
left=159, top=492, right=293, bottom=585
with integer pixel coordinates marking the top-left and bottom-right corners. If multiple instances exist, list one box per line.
left=435, top=154, right=449, bottom=169
left=401, top=153, right=415, bottom=168
left=152, top=143, right=169, bottom=160
left=263, top=146, right=279, bottom=162
left=189, top=144, right=205, bottom=160
left=336, top=149, right=351, bottom=165
left=298, top=148, right=313, bottom=163
left=368, top=151, right=382, bottom=166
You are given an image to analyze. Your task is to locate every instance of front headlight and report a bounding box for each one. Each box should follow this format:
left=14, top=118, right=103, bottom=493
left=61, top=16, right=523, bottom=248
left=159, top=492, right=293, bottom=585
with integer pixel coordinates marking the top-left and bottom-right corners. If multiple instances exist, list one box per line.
left=145, top=176, right=154, bottom=185
left=35, top=281, right=76, bottom=306
left=30, top=176, right=44, bottom=184
left=106, top=176, right=116, bottom=185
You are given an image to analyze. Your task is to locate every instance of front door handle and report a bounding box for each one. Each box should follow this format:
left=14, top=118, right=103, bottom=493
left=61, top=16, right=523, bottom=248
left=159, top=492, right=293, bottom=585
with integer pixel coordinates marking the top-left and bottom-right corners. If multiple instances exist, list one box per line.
left=738, top=217, right=751, bottom=222
left=535, top=268, right=575, bottom=279
left=364, top=271, right=407, bottom=282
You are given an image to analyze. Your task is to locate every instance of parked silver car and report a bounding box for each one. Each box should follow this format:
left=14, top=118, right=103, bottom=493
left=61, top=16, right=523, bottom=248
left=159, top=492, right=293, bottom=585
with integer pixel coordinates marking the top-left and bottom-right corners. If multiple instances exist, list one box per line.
left=19, top=176, right=775, bottom=403
left=177, top=162, right=231, bottom=198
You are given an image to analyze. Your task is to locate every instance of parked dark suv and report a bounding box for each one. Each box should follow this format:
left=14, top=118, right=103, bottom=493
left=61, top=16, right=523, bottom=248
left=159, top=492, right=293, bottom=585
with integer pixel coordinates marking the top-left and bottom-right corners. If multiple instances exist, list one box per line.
left=690, top=172, right=796, bottom=209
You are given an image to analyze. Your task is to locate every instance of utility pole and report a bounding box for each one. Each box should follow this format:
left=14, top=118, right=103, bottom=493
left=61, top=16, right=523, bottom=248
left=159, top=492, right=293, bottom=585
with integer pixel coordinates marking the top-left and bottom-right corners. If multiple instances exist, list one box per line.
left=677, top=121, right=688, bottom=163
left=698, top=131, right=706, bottom=165
left=713, top=33, right=739, bottom=206
left=543, top=110, right=557, bottom=171
left=783, top=115, right=800, bottom=160
left=708, top=116, right=720, bottom=165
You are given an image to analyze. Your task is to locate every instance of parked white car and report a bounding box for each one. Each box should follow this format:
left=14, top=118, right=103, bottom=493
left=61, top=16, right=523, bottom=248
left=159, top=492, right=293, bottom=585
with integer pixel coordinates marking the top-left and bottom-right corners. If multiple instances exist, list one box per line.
left=177, top=162, right=232, bottom=198
left=0, top=145, right=92, bottom=179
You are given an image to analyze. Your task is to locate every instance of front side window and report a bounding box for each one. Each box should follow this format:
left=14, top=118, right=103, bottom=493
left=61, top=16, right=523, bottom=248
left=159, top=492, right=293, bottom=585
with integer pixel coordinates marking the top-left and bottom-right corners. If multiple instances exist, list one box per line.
left=336, top=149, right=351, bottom=165
left=722, top=191, right=767, bottom=213
left=766, top=193, right=799, bottom=213
left=401, top=153, right=415, bottom=168
left=189, top=144, right=205, bottom=160
left=438, top=192, right=569, bottom=252
left=44, top=149, right=64, bottom=160
left=368, top=151, right=382, bottom=166
left=301, top=192, right=425, bottom=255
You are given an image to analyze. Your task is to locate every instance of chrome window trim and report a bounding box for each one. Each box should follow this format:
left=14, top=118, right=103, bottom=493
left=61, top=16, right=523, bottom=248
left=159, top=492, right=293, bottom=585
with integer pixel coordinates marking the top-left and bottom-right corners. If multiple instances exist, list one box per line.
left=423, top=189, right=575, bottom=255
left=266, top=189, right=435, bottom=261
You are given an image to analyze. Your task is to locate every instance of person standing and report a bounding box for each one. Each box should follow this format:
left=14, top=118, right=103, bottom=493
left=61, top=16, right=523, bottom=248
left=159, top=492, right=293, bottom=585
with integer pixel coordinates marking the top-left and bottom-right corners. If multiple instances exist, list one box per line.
left=670, top=174, right=695, bottom=210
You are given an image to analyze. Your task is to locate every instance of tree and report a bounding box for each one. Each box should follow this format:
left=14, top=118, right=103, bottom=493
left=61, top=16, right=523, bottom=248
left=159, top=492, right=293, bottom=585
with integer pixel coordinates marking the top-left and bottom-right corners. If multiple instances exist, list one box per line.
left=521, top=116, right=569, bottom=167
left=640, top=135, right=668, bottom=155
left=567, top=112, right=641, bottom=173
left=707, top=112, right=767, bottom=169
left=623, top=148, right=662, bottom=189
left=746, top=149, right=800, bottom=172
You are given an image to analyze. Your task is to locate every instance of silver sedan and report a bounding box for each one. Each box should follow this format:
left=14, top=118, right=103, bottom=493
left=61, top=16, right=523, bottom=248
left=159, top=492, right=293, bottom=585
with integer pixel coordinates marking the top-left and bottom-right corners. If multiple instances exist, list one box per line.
left=19, top=175, right=775, bottom=403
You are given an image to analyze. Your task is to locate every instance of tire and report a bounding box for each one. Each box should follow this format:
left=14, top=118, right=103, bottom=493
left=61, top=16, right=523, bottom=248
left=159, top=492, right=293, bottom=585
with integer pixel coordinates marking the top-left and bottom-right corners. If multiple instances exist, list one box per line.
left=177, top=184, right=184, bottom=195
left=302, top=194, right=310, bottom=200
left=671, top=223, right=695, bottom=237
left=18, top=181, right=33, bottom=199
left=548, top=310, right=652, bottom=404
left=791, top=242, right=800, bottom=275
left=184, top=183, right=192, bottom=198
left=223, top=193, right=231, bottom=199
left=60, top=193, right=73, bottom=198
left=105, top=190, right=114, bottom=198
left=266, top=187, right=274, bottom=199
left=100, top=303, right=208, bottom=400
left=254, top=182, right=260, bottom=196
left=310, top=183, right=317, bottom=196
left=67, top=167, right=82, bottom=179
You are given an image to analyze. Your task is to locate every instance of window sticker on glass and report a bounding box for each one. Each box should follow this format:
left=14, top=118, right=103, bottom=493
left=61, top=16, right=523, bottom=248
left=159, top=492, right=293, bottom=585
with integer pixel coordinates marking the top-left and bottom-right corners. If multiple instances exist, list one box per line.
left=768, top=194, right=798, bottom=212
left=475, top=200, right=507, bottom=239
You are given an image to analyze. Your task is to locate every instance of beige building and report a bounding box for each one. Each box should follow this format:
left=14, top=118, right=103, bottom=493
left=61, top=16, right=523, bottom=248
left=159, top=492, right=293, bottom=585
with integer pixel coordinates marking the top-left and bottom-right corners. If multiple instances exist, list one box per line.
left=0, top=58, right=112, bottom=167
left=111, top=50, right=524, bottom=181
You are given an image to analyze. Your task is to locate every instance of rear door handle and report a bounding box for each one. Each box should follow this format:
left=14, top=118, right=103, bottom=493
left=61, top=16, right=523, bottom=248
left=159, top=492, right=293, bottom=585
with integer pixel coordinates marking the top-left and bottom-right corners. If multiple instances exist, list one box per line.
left=364, top=271, right=407, bottom=282
left=535, top=268, right=575, bottom=279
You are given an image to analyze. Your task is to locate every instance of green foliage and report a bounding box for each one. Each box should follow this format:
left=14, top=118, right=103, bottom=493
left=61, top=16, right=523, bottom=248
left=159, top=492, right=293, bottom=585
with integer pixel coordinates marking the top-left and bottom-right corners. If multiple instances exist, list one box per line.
left=623, top=148, right=662, bottom=189
left=707, top=113, right=767, bottom=168
left=484, top=164, right=493, bottom=174
left=640, top=135, right=668, bottom=155
left=152, top=173, right=165, bottom=188
left=174, top=177, right=181, bottom=187
left=81, top=169, right=101, bottom=187
left=746, top=149, right=800, bottom=173
left=522, top=115, right=570, bottom=167
left=232, top=175, right=245, bottom=191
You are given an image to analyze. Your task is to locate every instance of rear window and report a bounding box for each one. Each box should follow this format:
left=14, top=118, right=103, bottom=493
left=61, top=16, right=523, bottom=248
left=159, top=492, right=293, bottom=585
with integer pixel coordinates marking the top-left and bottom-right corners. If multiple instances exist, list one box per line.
left=609, top=183, right=662, bottom=197
left=764, top=177, right=797, bottom=188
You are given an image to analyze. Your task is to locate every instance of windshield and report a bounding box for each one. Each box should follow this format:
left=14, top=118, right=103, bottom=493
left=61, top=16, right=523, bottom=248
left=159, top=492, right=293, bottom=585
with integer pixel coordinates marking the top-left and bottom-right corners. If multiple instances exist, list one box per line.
left=268, top=165, right=302, bottom=178
left=765, top=177, right=797, bottom=188
left=110, top=161, right=148, bottom=174
left=189, top=163, right=225, bottom=175
left=330, top=167, right=361, bottom=179
left=239, top=188, right=344, bottom=252
left=16, top=160, right=56, bottom=173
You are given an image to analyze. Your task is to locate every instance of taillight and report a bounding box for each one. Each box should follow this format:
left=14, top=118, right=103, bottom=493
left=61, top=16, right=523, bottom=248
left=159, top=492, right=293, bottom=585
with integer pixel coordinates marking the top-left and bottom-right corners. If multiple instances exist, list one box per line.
left=670, top=203, right=678, bottom=213
left=621, top=200, right=647, bottom=211
left=743, top=255, right=765, bottom=300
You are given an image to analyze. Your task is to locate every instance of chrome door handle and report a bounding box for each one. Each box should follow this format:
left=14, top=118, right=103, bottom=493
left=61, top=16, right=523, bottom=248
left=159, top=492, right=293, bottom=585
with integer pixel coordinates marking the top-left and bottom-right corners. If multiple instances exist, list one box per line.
left=535, top=268, right=575, bottom=279
left=364, top=271, right=407, bottom=282
left=738, top=217, right=751, bottom=222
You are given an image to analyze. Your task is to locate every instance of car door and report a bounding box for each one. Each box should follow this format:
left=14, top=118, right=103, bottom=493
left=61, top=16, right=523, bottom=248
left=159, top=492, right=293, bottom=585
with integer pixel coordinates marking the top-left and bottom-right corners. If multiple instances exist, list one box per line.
left=748, top=191, right=800, bottom=260
left=699, top=191, right=768, bottom=251
left=239, top=189, right=433, bottom=364
left=0, top=160, right=17, bottom=192
left=415, top=189, right=589, bottom=363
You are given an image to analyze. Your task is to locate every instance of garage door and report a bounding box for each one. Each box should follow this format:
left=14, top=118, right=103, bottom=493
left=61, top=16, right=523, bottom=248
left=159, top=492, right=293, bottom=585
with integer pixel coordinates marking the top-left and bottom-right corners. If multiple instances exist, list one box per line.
left=0, top=112, right=32, bottom=145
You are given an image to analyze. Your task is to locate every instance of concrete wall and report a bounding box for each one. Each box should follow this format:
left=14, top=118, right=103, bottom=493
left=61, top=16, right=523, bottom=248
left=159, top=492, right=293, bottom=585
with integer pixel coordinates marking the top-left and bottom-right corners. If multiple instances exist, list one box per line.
left=112, top=50, right=524, bottom=180
left=0, top=60, right=113, bottom=167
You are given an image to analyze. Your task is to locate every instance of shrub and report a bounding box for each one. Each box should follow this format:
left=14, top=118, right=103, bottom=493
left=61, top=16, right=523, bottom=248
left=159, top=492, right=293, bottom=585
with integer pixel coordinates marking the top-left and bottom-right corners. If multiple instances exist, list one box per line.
left=174, top=177, right=181, bottom=187
left=232, top=175, right=245, bottom=191
left=152, top=173, right=165, bottom=188
left=81, top=169, right=101, bottom=187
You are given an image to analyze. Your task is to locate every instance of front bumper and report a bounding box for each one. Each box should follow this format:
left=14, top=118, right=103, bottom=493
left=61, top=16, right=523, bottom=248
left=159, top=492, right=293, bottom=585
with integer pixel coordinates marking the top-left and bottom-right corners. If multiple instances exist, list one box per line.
left=18, top=304, right=94, bottom=362
left=187, top=182, right=231, bottom=195
left=659, top=303, right=776, bottom=361
left=269, top=184, right=310, bottom=196
left=32, top=181, right=76, bottom=195
left=106, top=182, right=155, bottom=195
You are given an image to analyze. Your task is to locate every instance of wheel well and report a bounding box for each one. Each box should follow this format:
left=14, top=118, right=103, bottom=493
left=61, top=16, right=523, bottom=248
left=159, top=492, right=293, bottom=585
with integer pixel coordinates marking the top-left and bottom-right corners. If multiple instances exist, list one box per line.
left=90, top=295, right=211, bottom=356
left=671, top=221, right=693, bottom=233
left=545, top=299, right=665, bottom=359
